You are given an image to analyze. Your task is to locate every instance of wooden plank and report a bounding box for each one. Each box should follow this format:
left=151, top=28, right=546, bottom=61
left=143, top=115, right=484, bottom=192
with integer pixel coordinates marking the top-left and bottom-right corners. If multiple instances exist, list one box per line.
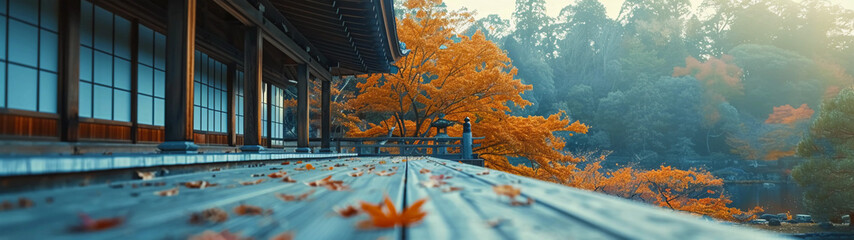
left=0, top=157, right=403, bottom=240
left=423, top=157, right=789, bottom=240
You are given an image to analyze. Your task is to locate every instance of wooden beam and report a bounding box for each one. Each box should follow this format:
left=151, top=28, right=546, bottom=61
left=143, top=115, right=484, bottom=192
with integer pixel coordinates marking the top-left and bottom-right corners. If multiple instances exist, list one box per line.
left=295, top=64, right=310, bottom=152
left=159, top=0, right=199, bottom=153
left=319, top=79, right=332, bottom=152
left=58, top=0, right=81, bottom=142
left=240, top=26, right=264, bottom=152
left=226, top=63, right=236, bottom=146
left=266, top=82, right=272, bottom=148
left=210, top=0, right=332, bottom=81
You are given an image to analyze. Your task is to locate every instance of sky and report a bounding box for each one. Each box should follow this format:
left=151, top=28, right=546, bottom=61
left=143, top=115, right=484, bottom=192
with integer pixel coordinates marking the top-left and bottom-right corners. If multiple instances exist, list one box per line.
left=442, top=0, right=854, bottom=21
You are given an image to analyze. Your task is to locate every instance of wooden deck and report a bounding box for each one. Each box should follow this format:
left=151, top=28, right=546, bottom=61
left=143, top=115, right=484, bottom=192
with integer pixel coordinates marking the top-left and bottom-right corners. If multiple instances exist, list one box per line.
left=0, top=157, right=788, bottom=240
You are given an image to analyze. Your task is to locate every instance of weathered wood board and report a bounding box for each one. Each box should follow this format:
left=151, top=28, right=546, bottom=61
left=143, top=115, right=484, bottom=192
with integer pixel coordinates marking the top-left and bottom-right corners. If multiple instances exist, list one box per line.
left=0, top=157, right=790, bottom=240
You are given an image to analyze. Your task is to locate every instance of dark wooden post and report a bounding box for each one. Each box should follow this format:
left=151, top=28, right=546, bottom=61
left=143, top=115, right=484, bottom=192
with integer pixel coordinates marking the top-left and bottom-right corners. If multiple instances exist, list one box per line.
left=130, top=21, right=139, bottom=143
left=240, top=26, right=264, bottom=152
left=265, top=82, right=272, bottom=147
left=319, top=79, right=332, bottom=153
left=226, top=63, right=236, bottom=146
left=295, top=64, right=310, bottom=152
left=58, top=0, right=81, bottom=142
left=159, top=0, right=199, bottom=153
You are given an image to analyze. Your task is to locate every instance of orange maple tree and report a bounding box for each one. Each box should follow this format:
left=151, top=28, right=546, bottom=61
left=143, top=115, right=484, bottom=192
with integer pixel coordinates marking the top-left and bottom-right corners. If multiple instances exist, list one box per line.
left=345, top=0, right=588, bottom=181
left=765, top=104, right=814, bottom=125
left=673, top=55, right=743, bottom=126
left=569, top=161, right=763, bottom=222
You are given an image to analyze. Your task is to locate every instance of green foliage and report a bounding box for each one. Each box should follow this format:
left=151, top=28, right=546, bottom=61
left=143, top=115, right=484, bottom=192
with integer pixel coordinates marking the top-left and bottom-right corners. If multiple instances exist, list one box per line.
left=793, top=88, right=854, bottom=220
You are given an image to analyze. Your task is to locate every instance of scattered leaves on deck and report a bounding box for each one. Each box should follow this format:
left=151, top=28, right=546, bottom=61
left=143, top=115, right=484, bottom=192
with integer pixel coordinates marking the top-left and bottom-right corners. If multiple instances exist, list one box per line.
left=348, top=171, right=364, bottom=177
left=441, top=186, right=464, bottom=193
left=184, top=181, right=217, bottom=189
left=71, top=213, right=123, bottom=232
left=476, top=170, right=490, bottom=175
left=189, top=208, right=229, bottom=224
left=281, top=161, right=291, bottom=165
left=154, top=187, right=179, bottom=197
left=276, top=189, right=315, bottom=202
left=419, top=169, right=431, bottom=174
left=18, top=197, right=34, bottom=208
left=238, top=179, right=265, bottom=185
left=358, top=195, right=428, bottom=228
left=233, top=204, right=271, bottom=216
left=137, top=171, right=155, bottom=180
left=492, top=185, right=534, bottom=206
left=189, top=230, right=247, bottom=240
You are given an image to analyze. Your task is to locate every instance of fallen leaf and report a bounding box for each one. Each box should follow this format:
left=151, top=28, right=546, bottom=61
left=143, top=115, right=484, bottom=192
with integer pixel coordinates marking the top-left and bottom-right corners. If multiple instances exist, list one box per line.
left=334, top=205, right=360, bottom=218
left=282, top=161, right=291, bottom=165
left=71, top=213, right=123, bottom=232
left=233, top=204, right=271, bottom=216
left=476, top=170, right=490, bottom=175
left=239, top=179, right=265, bottom=185
left=492, top=185, right=520, bottom=199
left=306, top=164, right=315, bottom=170
left=189, top=230, right=247, bottom=240
left=358, top=195, right=427, bottom=228
left=210, top=168, right=221, bottom=172
left=441, top=186, right=464, bottom=193
left=334, top=163, right=347, bottom=167
left=276, top=189, right=315, bottom=202
left=378, top=160, right=387, bottom=164
left=348, top=171, right=364, bottom=177
left=18, top=197, right=34, bottom=208
left=510, top=197, right=535, bottom=206
left=305, top=175, right=349, bottom=191
left=419, top=169, right=431, bottom=174
left=270, top=231, right=294, bottom=240
left=281, top=176, right=297, bottom=183
left=328, top=167, right=334, bottom=170
left=296, top=161, right=303, bottom=164
left=184, top=181, right=218, bottom=189
left=420, top=179, right=445, bottom=188
left=375, top=171, right=396, bottom=177
left=430, top=174, right=452, bottom=181
left=268, top=171, right=287, bottom=178
left=250, top=173, right=265, bottom=177
left=137, top=171, right=155, bottom=180
left=189, top=208, right=229, bottom=224
left=1, top=201, right=13, bottom=211
left=486, top=218, right=505, bottom=228
left=154, top=187, right=179, bottom=197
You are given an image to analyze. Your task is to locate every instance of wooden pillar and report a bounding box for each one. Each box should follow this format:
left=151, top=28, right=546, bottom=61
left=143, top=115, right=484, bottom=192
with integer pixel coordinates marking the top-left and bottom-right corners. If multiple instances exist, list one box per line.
left=240, top=26, right=264, bottom=152
left=226, top=63, right=236, bottom=146
left=130, top=21, right=139, bottom=143
left=158, top=0, right=199, bottom=153
left=58, top=0, right=81, bottom=142
left=295, top=64, right=310, bottom=152
left=319, top=79, right=332, bottom=153
left=265, top=82, right=272, bottom=147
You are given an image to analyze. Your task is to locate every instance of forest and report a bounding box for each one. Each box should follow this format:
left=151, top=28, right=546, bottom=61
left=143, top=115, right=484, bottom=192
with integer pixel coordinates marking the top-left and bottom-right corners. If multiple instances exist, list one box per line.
left=311, top=0, right=854, bottom=226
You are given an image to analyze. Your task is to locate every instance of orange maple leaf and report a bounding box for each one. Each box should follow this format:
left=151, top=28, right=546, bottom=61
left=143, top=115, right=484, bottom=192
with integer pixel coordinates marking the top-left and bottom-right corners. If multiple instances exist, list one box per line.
left=334, top=205, right=360, bottom=218
left=268, top=171, right=287, bottom=178
left=238, top=179, right=265, bottom=185
left=492, top=185, right=520, bottom=198
left=72, top=213, right=123, bottom=232
left=189, top=208, right=228, bottom=224
left=358, top=195, right=428, bottom=228
left=276, top=189, right=315, bottom=202
left=184, top=181, right=218, bottom=189
left=306, top=164, right=316, bottom=170
left=233, top=204, right=270, bottom=215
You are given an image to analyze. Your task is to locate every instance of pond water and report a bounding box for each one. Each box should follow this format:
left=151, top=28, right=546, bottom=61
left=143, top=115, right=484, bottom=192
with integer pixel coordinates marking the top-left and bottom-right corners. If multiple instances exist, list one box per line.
left=725, top=182, right=806, bottom=214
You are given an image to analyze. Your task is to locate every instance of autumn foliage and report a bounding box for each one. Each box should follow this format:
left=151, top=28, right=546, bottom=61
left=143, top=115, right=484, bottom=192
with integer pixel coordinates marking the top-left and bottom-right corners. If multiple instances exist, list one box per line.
left=765, top=104, right=814, bottom=125
left=673, top=55, right=743, bottom=126
left=568, top=161, right=763, bottom=222
left=345, top=0, right=588, bottom=181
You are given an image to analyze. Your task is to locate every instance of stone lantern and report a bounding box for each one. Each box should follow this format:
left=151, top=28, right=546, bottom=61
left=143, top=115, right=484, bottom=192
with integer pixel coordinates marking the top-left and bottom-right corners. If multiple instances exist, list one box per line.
left=430, top=114, right=455, bottom=155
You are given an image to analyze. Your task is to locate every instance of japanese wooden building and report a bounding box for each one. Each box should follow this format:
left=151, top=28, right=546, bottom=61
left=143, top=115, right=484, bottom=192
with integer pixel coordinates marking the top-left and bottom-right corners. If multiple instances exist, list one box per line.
left=0, top=0, right=403, bottom=154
